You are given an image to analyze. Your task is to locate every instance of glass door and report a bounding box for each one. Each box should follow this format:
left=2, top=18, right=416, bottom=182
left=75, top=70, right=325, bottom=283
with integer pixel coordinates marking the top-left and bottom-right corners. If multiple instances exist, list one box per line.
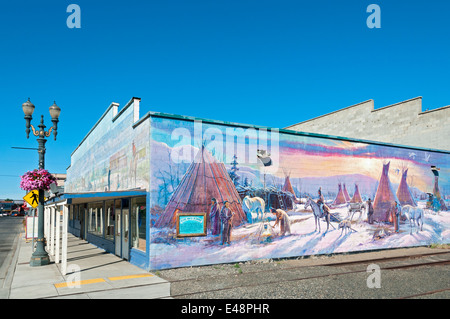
left=115, top=199, right=122, bottom=257
left=121, top=199, right=130, bottom=260
left=80, top=204, right=86, bottom=240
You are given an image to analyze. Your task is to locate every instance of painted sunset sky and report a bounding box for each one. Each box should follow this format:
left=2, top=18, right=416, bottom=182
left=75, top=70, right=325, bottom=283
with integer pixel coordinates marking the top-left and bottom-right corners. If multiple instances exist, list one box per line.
left=151, top=116, right=449, bottom=196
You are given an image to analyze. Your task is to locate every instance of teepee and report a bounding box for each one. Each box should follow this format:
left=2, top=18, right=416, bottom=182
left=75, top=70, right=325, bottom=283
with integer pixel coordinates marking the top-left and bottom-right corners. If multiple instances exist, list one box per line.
left=332, top=183, right=347, bottom=205
left=155, top=145, right=246, bottom=228
left=282, top=170, right=296, bottom=196
left=350, top=184, right=363, bottom=203
left=373, top=162, right=399, bottom=222
left=396, top=169, right=417, bottom=206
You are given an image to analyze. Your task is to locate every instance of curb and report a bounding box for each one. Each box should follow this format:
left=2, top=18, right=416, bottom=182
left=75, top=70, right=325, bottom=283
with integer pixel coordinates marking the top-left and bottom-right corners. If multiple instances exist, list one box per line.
left=1, top=232, right=22, bottom=298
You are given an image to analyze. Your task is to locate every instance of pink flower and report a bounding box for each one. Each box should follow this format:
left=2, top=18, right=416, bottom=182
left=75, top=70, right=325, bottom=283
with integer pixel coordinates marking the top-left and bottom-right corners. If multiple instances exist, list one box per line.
left=20, top=169, right=57, bottom=191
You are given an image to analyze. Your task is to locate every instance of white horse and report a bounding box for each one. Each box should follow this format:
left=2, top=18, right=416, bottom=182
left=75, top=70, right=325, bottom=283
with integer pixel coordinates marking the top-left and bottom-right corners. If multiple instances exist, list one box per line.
left=401, top=205, right=424, bottom=234
left=242, top=196, right=265, bottom=223
left=304, top=196, right=331, bottom=233
left=347, top=202, right=366, bottom=222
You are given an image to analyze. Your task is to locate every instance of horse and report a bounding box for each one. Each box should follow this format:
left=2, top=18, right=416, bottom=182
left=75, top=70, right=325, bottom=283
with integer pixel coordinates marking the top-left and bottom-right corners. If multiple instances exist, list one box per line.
left=401, top=205, right=424, bottom=234
left=347, top=202, right=366, bottom=222
left=242, top=196, right=265, bottom=223
left=304, top=197, right=331, bottom=233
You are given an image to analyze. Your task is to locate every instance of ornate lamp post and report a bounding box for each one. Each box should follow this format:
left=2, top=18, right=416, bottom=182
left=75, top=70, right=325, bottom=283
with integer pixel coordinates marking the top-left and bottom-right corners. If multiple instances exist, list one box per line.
left=22, top=98, right=61, bottom=267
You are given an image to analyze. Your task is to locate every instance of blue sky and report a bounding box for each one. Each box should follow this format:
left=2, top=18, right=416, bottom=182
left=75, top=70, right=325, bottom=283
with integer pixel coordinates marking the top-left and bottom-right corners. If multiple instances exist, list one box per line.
left=1, top=0, right=449, bottom=199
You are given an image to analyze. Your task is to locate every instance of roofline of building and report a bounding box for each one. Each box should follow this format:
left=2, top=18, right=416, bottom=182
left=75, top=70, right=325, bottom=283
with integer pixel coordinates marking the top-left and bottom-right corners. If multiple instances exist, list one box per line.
left=67, top=96, right=450, bottom=175
left=419, top=104, right=450, bottom=115
left=70, top=97, right=141, bottom=157
left=284, top=96, right=429, bottom=129
left=283, top=99, right=374, bottom=129
left=142, top=110, right=450, bottom=155
left=371, top=96, right=422, bottom=113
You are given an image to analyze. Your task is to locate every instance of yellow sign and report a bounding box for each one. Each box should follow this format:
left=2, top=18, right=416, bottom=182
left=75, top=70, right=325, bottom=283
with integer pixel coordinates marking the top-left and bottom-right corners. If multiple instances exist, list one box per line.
left=23, top=190, right=41, bottom=208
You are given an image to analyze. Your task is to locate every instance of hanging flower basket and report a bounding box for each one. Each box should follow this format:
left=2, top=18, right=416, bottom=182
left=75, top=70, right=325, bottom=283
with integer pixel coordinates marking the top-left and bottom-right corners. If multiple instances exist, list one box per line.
left=20, top=169, right=57, bottom=191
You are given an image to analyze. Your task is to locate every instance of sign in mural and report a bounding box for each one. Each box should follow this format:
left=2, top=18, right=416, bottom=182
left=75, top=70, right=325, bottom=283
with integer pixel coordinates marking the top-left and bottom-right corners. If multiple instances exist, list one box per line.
left=148, top=116, right=450, bottom=270
left=177, top=213, right=207, bottom=237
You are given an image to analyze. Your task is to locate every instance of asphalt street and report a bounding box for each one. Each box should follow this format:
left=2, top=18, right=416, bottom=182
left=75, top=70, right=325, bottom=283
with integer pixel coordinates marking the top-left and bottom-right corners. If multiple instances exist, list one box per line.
left=0, top=216, right=23, bottom=297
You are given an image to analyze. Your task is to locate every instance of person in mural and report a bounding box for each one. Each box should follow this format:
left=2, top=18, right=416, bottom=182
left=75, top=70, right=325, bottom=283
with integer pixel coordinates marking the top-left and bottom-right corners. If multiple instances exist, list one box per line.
left=220, top=201, right=234, bottom=245
left=427, top=193, right=441, bottom=212
left=367, top=198, right=374, bottom=224
left=392, top=201, right=401, bottom=233
left=270, top=208, right=291, bottom=236
left=209, top=198, right=221, bottom=236
left=317, top=187, right=331, bottom=215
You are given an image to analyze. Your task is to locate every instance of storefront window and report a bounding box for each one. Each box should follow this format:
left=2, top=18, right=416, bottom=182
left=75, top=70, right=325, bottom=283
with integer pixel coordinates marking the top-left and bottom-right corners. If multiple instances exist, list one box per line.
left=88, top=201, right=104, bottom=237
left=131, top=196, right=146, bottom=252
left=73, top=205, right=80, bottom=230
left=79, top=204, right=85, bottom=223
left=79, top=204, right=86, bottom=235
left=105, top=200, right=115, bottom=241
left=69, top=205, right=74, bottom=226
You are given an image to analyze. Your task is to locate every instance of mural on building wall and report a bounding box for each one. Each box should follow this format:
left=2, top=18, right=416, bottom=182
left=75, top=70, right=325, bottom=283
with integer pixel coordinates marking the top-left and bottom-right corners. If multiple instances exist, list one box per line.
left=66, top=104, right=150, bottom=193
left=149, top=116, right=450, bottom=270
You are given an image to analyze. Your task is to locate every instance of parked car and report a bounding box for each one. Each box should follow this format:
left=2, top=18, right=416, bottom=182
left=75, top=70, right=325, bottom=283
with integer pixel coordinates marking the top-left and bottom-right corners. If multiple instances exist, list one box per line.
left=11, top=210, right=25, bottom=217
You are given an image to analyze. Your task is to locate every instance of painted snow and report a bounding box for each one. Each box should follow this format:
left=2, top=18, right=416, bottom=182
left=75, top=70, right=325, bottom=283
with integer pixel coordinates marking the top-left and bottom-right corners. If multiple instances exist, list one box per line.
left=148, top=117, right=450, bottom=269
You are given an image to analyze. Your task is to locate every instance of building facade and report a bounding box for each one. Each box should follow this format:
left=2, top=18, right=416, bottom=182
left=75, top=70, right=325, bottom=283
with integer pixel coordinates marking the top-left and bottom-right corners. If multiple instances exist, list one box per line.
left=64, top=98, right=150, bottom=269
left=285, top=97, right=450, bottom=151
left=62, top=97, right=450, bottom=271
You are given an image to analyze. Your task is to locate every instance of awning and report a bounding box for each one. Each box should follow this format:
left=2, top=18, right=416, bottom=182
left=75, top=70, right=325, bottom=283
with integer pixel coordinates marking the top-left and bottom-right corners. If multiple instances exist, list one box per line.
left=45, top=188, right=147, bottom=205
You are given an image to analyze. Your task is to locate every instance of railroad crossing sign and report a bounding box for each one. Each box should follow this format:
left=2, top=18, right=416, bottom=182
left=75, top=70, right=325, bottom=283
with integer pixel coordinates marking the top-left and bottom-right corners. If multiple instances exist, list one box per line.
left=23, top=190, right=41, bottom=208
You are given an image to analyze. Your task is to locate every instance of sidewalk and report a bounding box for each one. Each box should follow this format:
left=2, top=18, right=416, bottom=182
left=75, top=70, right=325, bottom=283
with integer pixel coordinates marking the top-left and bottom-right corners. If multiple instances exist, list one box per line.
left=6, top=230, right=448, bottom=299
left=6, top=233, right=170, bottom=299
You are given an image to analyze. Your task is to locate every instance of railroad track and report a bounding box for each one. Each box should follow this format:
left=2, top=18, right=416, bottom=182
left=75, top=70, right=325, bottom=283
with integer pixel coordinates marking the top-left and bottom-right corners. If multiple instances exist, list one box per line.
left=163, top=251, right=450, bottom=299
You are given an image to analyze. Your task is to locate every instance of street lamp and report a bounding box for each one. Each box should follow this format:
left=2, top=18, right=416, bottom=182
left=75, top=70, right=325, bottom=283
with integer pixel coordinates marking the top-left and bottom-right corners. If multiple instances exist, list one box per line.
left=22, top=98, right=61, bottom=267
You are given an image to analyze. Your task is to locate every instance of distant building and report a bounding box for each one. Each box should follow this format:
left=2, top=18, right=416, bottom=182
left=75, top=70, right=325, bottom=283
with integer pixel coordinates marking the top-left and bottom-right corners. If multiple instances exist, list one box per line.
left=285, top=97, right=450, bottom=151
left=52, top=173, right=66, bottom=187
left=44, top=173, right=66, bottom=200
left=0, top=199, right=25, bottom=213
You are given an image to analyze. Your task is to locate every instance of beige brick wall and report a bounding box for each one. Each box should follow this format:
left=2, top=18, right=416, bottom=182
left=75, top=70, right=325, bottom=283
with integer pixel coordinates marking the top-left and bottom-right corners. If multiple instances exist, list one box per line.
left=285, top=97, right=450, bottom=151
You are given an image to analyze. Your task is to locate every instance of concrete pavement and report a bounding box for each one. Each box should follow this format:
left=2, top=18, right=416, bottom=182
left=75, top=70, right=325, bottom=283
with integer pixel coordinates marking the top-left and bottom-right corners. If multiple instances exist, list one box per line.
left=3, top=229, right=449, bottom=300
left=3, top=233, right=170, bottom=299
